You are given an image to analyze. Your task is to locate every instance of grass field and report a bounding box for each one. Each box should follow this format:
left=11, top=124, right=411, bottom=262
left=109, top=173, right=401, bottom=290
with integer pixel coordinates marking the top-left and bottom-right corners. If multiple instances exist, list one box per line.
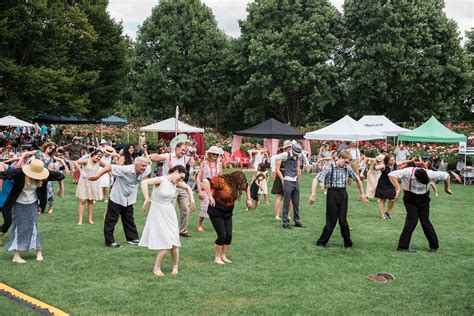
left=0, top=171, right=473, bottom=315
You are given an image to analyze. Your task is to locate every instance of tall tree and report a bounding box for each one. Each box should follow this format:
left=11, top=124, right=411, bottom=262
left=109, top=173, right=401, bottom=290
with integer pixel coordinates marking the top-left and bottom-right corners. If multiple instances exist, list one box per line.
left=464, top=29, right=474, bottom=116
left=236, top=0, right=343, bottom=127
left=133, top=0, right=229, bottom=127
left=343, top=0, right=470, bottom=121
left=0, top=0, right=98, bottom=118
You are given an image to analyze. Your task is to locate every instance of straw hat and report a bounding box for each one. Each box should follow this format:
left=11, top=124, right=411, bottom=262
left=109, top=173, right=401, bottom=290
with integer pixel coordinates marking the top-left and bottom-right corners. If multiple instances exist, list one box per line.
left=22, top=159, right=49, bottom=180
left=104, top=146, right=115, bottom=155
left=206, top=146, right=223, bottom=155
left=376, top=154, right=385, bottom=162
left=282, top=140, right=291, bottom=149
left=291, top=142, right=302, bottom=154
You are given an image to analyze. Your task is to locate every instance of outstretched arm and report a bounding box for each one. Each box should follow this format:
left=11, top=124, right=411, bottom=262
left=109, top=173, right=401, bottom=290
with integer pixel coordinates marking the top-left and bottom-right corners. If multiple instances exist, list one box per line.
left=88, top=165, right=111, bottom=181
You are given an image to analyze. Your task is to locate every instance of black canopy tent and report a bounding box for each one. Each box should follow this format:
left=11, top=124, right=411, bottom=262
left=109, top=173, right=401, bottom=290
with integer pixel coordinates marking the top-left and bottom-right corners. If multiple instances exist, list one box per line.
left=101, top=115, right=128, bottom=126
left=33, top=114, right=128, bottom=126
left=235, top=118, right=305, bottom=139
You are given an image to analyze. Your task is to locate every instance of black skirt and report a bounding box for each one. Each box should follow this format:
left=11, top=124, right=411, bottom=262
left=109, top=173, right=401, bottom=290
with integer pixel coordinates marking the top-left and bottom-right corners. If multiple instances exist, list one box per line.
left=375, top=169, right=396, bottom=200
left=271, top=176, right=283, bottom=195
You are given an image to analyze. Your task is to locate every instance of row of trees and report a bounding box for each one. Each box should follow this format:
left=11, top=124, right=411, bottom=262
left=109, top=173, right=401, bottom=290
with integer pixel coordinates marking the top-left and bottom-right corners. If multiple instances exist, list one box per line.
left=1, top=0, right=473, bottom=132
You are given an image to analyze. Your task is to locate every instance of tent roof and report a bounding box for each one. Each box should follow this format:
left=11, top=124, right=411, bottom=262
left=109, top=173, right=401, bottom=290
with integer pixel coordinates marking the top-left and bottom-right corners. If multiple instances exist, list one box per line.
left=33, top=114, right=95, bottom=124
left=101, top=115, right=128, bottom=126
left=140, top=118, right=204, bottom=133
left=0, top=115, right=34, bottom=127
left=305, top=115, right=385, bottom=141
left=398, top=116, right=467, bottom=143
left=358, top=115, right=409, bottom=136
left=235, top=118, right=305, bottom=139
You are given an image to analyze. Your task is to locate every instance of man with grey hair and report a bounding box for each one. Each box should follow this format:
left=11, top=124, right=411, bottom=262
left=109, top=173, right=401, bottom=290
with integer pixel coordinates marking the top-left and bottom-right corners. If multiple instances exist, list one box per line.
left=149, top=142, right=195, bottom=237
left=90, top=157, right=151, bottom=248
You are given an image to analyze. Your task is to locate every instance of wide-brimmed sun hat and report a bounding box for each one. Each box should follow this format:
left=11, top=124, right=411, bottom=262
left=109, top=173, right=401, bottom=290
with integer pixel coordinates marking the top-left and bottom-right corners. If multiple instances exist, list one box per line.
left=206, top=146, right=223, bottom=155
left=22, top=159, right=49, bottom=180
left=104, top=146, right=115, bottom=155
left=282, top=140, right=292, bottom=149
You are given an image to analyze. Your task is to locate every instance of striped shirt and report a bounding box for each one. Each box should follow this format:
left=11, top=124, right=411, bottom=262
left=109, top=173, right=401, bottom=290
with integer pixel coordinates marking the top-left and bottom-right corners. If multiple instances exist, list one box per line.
left=317, top=162, right=359, bottom=188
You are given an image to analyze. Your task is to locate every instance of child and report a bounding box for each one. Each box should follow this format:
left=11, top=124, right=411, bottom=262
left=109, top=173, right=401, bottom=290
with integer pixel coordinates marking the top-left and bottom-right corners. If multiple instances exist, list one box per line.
left=249, top=173, right=265, bottom=210
left=256, top=163, right=269, bottom=205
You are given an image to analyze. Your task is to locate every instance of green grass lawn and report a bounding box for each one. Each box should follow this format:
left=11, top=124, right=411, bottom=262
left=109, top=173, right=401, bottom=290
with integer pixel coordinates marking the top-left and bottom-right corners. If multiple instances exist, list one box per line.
left=0, top=171, right=473, bottom=315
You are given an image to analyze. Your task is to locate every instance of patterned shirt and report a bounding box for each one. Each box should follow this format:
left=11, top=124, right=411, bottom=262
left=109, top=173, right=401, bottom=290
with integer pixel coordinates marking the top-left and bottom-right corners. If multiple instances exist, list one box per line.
left=388, top=167, right=448, bottom=195
left=317, top=162, right=359, bottom=188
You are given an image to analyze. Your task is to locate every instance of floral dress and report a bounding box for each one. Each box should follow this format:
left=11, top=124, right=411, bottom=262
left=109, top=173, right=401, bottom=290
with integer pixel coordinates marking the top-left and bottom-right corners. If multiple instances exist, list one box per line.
left=199, top=160, right=222, bottom=218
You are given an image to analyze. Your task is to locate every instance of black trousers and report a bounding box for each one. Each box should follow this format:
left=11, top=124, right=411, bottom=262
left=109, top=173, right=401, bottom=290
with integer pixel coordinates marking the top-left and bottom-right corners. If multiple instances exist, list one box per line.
left=282, top=181, right=300, bottom=225
left=317, top=188, right=352, bottom=247
left=0, top=206, right=12, bottom=234
left=398, top=191, right=439, bottom=250
left=104, top=200, right=139, bottom=245
left=208, top=206, right=233, bottom=246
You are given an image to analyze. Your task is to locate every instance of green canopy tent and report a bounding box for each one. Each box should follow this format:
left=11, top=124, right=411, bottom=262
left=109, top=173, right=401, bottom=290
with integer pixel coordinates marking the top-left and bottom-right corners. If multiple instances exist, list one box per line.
left=398, top=116, right=466, bottom=143
left=398, top=116, right=468, bottom=185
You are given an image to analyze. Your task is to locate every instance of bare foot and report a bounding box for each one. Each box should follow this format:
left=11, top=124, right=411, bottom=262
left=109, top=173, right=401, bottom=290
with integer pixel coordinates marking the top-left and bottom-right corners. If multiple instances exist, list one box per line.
left=214, top=257, right=225, bottom=265
left=171, top=266, right=179, bottom=276
left=77, top=222, right=83, bottom=225
left=47, top=209, right=54, bottom=215
left=12, top=257, right=26, bottom=264
left=153, top=268, right=165, bottom=277
left=275, top=216, right=281, bottom=220
left=89, top=221, right=95, bottom=225
left=221, top=256, right=232, bottom=263
left=197, top=226, right=204, bottom=232
left=265, top=202, right=270, bottom=205
left=36, top=253, right=44, bottom=261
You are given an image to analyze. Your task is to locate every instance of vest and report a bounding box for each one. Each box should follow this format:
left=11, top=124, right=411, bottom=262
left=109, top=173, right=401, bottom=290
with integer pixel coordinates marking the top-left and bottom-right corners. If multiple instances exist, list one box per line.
left=283, top=152, right=298, bottom=179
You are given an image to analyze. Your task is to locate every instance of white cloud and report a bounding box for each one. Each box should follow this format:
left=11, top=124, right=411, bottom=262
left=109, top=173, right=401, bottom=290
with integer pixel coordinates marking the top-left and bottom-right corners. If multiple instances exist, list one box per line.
left=108, top=0, right=473, bottom=40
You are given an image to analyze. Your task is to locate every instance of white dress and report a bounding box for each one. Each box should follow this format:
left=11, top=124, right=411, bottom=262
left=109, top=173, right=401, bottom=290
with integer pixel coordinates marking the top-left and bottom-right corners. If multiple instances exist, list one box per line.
left=139, top=177, right=181, bottom=250
left=99, top=156, right=112, bottom=188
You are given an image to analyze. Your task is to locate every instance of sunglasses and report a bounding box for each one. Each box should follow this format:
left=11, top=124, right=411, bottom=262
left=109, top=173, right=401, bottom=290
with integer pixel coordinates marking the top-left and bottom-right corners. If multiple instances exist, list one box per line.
left=211, top=153, right=219, bottom=157
left=344, top=159, right=351, bottom=164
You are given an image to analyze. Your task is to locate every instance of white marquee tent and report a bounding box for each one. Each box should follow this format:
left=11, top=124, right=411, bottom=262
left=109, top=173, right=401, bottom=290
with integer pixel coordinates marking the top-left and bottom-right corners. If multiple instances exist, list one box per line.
left=358, top=115, right=409, bottom=137
left=305, top=115, right=385, bottom=141
left=140, top=118, right=204, bottom=133
left=0, top=115, right=34, bottom=127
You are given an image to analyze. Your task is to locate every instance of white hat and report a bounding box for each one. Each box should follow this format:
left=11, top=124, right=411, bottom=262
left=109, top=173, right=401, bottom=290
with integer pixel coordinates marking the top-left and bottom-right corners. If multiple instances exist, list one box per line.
left=206, top=146, right=223, bottom=155
left=376, top=154, right=385, bottom=162
left=22, top=159, right=49, bottom=180
left=282, top=140, right=291, bottom=149
left=100, top=139, right=107, bottom=145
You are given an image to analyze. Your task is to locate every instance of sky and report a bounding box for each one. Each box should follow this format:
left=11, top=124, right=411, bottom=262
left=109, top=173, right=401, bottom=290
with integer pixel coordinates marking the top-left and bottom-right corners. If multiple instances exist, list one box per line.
left=107, top=0, right=473, bottom=40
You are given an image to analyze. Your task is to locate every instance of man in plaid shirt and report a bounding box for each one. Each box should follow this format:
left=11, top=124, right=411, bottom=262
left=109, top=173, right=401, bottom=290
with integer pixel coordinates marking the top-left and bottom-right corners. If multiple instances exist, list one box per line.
left=309, top=151, right=368, bottom=248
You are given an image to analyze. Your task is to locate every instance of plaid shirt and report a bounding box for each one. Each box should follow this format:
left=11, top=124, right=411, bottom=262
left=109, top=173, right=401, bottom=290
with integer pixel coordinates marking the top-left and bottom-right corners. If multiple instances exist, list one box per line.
left=317, top=162, right=359, bottom=188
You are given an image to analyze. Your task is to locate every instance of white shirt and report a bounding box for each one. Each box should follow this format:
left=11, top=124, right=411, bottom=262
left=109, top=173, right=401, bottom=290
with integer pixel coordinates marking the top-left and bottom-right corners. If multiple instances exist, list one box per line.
left=109, top=164, right=151, bottom=206
left=456, top=161, right=466, bottom=171
left=389, top=167, right=448, bottom=195
left=161, top=153, right=189, bottom=176
left=17, top=183, right=38, bottom=205
left=270, top=151, right=308, bottom=181
left=348, top=148, right=360, bottom=160
left=396, top=149, right=409, bottom=164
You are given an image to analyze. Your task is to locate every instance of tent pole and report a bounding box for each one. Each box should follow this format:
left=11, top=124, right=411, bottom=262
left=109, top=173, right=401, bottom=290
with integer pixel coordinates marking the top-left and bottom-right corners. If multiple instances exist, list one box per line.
left=127, top=124, right=129, bottom=143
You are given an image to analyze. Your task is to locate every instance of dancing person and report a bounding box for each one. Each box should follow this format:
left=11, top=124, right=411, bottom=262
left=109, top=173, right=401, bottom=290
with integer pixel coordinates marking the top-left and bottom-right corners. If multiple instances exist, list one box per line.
left=270, top=141, right=292, bottom=220
left=375, top=154, right=397, bottom=219
left=309, top=152, right=368, bottom=248
left=99, top=146, right=118, bottom=203
left=149, top=142, right=195, bottom=237
left=248, top=144, right=268, bottom=171
left=0, top=160, right=64, bottom=263
left=139, top=165, right=195, bottom=276
left=21, top=142, right=69, bottom=214
left=89, top=157, right=151, bottom=248
left=117, top=144, right=136, bottom=165
left=74, top=150, right=107, bottom=225
left=394, top=143, right=410, bottom=166
left=364, top=154, right=385, bottom=200
left=389, top=165, right=453, bottom=253
left=196, top=146, right=223, bottom=232
left=256, top=163, right=269, bottom=205
left=0, top=162, right=15, bottom=245
left=61, top=137, right=89, bottom=184
left=273, top=141, right=307, bottom=229
left=202, top=171, right=252, bottom=264
left=347, top=142, right=361, bottom=186
left=249, top=172, right=265, bottom=210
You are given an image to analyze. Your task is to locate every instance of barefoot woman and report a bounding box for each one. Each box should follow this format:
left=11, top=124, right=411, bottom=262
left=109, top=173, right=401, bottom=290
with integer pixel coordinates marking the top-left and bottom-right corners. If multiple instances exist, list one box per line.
left=139, top=165, right=195, bottom=276
left=202, top=171, right=252, bottom=264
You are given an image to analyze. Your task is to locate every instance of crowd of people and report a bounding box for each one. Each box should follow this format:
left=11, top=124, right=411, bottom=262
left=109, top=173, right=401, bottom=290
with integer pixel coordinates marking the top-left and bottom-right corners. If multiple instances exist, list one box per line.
left=0, top=129, right=458, bottom=276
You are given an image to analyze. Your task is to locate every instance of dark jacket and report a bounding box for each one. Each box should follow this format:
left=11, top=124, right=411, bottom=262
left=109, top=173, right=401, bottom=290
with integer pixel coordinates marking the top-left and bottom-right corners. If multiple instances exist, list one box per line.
left=0, top=168, right=65, bottom=212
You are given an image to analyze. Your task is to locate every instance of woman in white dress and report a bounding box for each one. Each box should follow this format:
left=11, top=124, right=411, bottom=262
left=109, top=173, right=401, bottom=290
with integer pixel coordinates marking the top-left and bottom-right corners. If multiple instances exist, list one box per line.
left=139, top=165, right=195, bottom=277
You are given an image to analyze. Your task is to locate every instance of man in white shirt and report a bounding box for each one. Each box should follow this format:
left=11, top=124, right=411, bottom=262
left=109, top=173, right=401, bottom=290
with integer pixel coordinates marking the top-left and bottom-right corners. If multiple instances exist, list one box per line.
left=389, top=166, right=452, bottom=253
left=90, top=157, right=151, bottom=248
left=347, top=142, right=360, bottom=185
left=149, top=142, right=195, bottom=237
left=394, top=144, right=410, bottom=165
